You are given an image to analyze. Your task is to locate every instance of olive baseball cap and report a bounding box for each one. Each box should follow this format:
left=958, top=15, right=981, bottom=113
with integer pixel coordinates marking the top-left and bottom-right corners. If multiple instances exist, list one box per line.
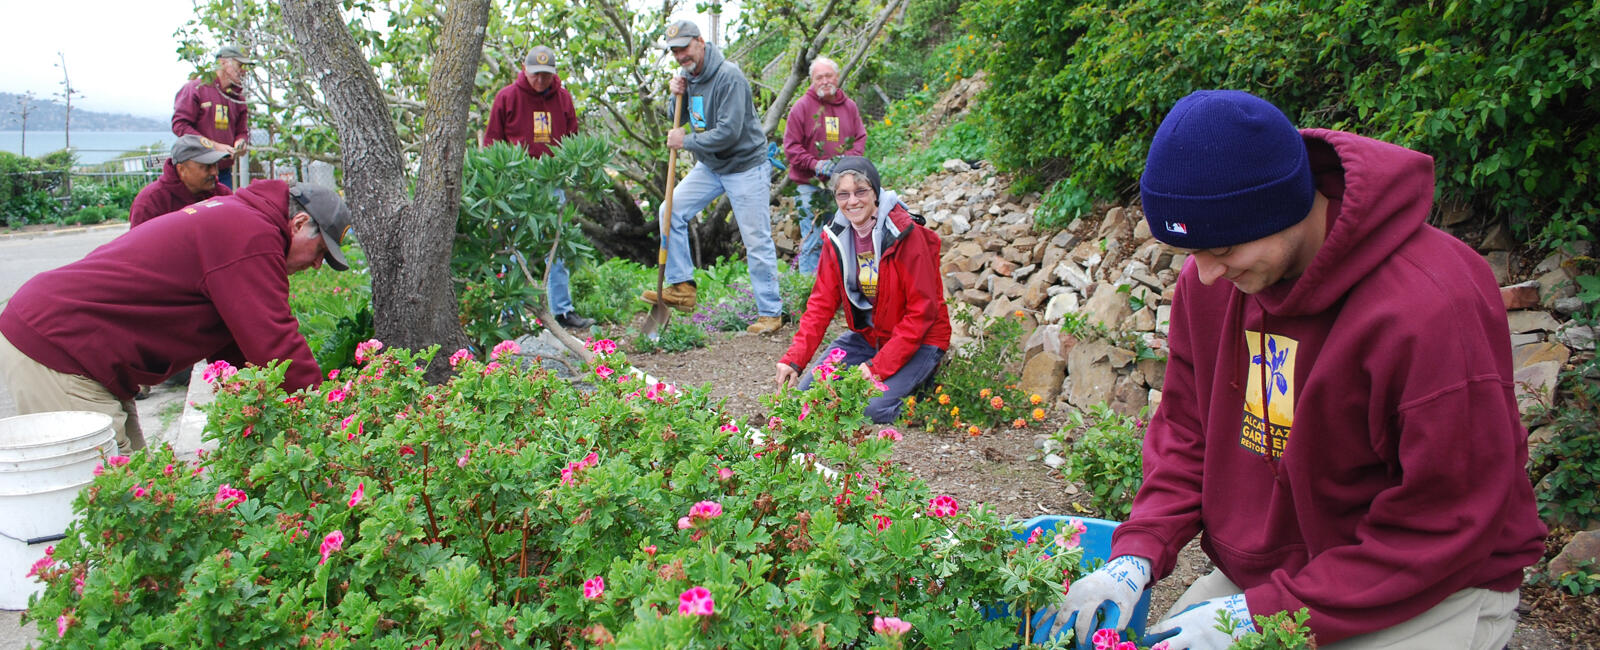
left=524, top=46, right=558, bottom=75
left=214, top=45, right=256, bottom=65
left=288, top=183, right=352, bottom=271
left=171, top=134, right=230, bottom=165
left=662, top=20, right=701, bottom=48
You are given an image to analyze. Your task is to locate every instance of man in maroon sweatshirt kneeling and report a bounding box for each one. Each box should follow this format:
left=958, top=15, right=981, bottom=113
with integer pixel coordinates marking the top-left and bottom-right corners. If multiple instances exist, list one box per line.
left=130, top=134, right=234, bottom=228
left=0, top=181, right=352, bottom=452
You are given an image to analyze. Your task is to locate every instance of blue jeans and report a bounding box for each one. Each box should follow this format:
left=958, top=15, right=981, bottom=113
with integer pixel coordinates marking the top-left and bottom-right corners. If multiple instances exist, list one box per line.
left=793, top=183, right=825, bottom=274
left=546, top=188, right=575, bottom=315
left=663, top=160, right=781, bottom=317
left=797, top=331, right=945, bottom=424
left=218, top=167, right=233, bottom=189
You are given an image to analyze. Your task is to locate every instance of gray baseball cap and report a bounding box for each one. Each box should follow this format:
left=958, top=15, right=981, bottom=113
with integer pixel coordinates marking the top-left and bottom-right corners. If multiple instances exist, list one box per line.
left=215, top=45, right=256, bottom=65
left=171, top=134, right=230, bottom=165
left=662, top=20, right=701, bottom=48
left=524, top=46, right=558, bottom=75
left=288, top=183, right=352, bottom=271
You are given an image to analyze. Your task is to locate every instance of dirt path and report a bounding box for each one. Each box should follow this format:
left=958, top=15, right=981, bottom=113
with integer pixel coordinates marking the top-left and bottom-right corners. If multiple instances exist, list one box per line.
left=624, top=324, right=1588, bottom=648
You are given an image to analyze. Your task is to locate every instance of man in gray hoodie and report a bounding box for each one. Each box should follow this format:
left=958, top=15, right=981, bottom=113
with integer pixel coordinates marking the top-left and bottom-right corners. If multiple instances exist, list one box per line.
left=640, top=19, right=785, bottom=335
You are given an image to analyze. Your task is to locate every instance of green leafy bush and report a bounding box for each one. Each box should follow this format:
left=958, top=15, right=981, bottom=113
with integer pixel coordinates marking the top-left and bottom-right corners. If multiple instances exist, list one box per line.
left=454, top=136, right=612, bottom=352
left=571, top=258, right=654, bottom=326
left=632, top=318, right=709, bottom=353
left=1056, top=404, right=1148, bottom=520
left=24, top=341, right=1091, bottom=647
left=964, top=0, right=1600, bottom=253
left=289, top=245, right=374, bottom=372
left=1, top=150, right=67, bottom=226
left=901, top=310, right=1035, bottom=435
left=1221, top=608, right=1318, bottom=649
left=1033, top=178, right=1094, bottom=232
left=61, top=205, right=123, bottom=225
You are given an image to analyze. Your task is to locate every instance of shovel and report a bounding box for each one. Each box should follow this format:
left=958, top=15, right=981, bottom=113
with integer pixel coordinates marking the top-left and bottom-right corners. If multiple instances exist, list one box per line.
left=641, top=96, right=685, bottom=340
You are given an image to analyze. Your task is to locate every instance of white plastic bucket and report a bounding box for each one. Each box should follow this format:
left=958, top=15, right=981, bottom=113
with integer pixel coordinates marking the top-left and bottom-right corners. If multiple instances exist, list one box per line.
left=0, top=411, right=117, bottom=610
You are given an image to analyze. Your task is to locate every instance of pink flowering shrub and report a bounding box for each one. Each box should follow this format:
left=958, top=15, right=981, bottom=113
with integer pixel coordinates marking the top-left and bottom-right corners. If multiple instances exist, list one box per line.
left=24, top=344, right=1094, bottom=648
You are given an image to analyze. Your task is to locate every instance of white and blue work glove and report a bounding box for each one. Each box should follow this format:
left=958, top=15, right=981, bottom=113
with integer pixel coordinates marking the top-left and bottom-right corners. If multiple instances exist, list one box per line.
left=1042, top=555, right=1152, bottom=646
left=814, top=158, right=837, bottom=180
left=1142, top=593, right=1256, bottom=650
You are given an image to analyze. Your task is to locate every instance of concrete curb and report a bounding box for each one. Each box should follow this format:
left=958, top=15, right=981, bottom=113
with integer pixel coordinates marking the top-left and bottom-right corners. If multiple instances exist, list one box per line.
left=0, top=222, right=129, bottom=242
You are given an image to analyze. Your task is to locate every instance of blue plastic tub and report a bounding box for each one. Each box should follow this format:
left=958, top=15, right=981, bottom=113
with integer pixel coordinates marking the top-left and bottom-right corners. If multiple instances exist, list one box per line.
left=1002, top=515, right=1153, bottom=648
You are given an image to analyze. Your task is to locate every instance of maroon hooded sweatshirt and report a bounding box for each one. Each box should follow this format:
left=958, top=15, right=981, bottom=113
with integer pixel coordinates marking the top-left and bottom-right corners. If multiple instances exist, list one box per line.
left=1111, top=130, right=1546, bottom=643
left=782, top=86, right=866, bottom=185
left=172, top=77, right=249, bottom=172
left=129, top=158, right=234, bottom=228
left=482, top=72, right=578, bottom=158
left=0, top=180, right=322, bottom=399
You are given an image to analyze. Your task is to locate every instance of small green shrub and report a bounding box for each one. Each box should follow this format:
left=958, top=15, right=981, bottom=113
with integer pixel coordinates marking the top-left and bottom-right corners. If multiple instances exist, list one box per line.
left=1221, top=608, right=1318, bottom=649
left=632, top=318, right=709, bottom=353
left=876, top=113, right=991, bottom=189
left=778, top=268, right=816, bottom=322
left=61, top=205, right=123, bottom=225
left=900, top=310, right=1035, bottom=435
left=1056, top=404, right=1147, bottom=520
left=1033, top=178, right=1093, bottom=232
left=289, top=244, right=374, bottom=372
left=1538, top=558, right=1600, bottom=597
left=571, top=258, right=654, bottom=325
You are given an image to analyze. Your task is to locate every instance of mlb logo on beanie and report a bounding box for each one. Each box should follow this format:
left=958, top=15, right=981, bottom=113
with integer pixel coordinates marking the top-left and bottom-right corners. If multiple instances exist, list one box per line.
left=1140, top=90, right=1314, bottom=250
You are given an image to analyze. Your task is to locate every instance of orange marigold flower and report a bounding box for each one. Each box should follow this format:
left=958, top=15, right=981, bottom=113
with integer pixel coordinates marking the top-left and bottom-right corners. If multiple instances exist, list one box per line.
left=938, top=394, right=951, bottom=405
left=1030, top=394, right=1043, bottom=405
left=989, top=396, right=1004, bottom=409
left=1032, top=408, right=1046, bottom=421
left=906, top=395, right=917, bottom=405
left=967, top=425, right=981, bottom=436
left=950, top=406, right=960, bottom=417
left=1014, top=310, right=1025, bottom=318
left=1012, top=418, right=1027, bottom=428
left=979, top=388, right=991, bottom=398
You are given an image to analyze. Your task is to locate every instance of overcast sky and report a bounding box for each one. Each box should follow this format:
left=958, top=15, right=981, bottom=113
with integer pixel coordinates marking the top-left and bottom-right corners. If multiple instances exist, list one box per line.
left=2, top=1, right=740, bottom=122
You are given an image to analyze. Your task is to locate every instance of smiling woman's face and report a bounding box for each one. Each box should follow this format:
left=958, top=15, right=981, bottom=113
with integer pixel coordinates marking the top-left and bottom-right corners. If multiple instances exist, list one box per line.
left=834, top=174, right=877, bottom=229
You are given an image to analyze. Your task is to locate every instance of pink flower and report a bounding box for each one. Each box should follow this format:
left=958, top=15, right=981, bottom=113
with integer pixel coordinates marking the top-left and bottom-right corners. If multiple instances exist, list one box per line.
left=319, top=530, right=345, bottom=565
left=688, top=500, right=723, bottom=521
left=1025, top=528, right=1042, bottom=546
left=873, top=514, right=892, bottom=531
left=201, top=360, right=237, bottom=383
left=799, top=402, right=811, bottom=421
left=482, top=361, right=503, bottom=374
left=1116, top=642, right=1138, bottom=650
left=871, top=376, right=889, bottom=391
left=643, top=544, right=657, bottom=556
left=1150, top=642, right=1171, bottom=650
left=490, top=339, right=521, bottom=360
left=457, top=449, right=471, bottom=468
left=214, top=484, right=247, bottom=509
left=677, top=586, right=715, bottom=616
left=25, top=553, right=54, bottom=578
left=108, top=455, right=130, bottom=468
left=1093, top=629, right=1120, bottom=650
left=877, top=428, right=902, bottom=441
left=677, top=516, right=692, bottom=530
left=354, top=339, right=384, bottom=363
left=1056, top=519, right=1088, bottom=549
left=327, top=368, right=340, bottom=381
left=92, top=463, right=103, bottom=476
left=825, top=347, right=848, bottom=365
left=582, top=575, right=606, bottom=600
left=813, top=362, right=837, bottom=382
left=581, top=452, right=599, bottom=468
left=348, top=482, right=364, bottom=507
left=591, top=339, right=618, bottom=355
left=448, top=348, right=473, bottom=368
left=163, top=463, right=175, bottom=476
left=72, top=573, right=85, bottom=595
left=341, top=414, right=355, bottom=429
left=56, top=614, right=68, bottom=638
left=872, top=616, right=911, bottom=637
left=399, top=445, right=415, bottom=456
left=131, top=484, right=146, bottom=498
left=767, top=416, right=782, bottom=430
left=595, top=364, right=614, bottom=380
left=719, top=422, right=739, bottom=433
left=928, top=494, right=959, bottom=518
left=717, top=467, right=734, bottom=482
left=326, top=388, right=347, bottom=403
left=560, top=464, right=578, bottom=487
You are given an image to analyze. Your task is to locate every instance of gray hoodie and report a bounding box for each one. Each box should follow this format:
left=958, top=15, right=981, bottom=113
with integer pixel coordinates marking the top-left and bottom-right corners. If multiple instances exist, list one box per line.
left=671, top=43, right=767, bottom=175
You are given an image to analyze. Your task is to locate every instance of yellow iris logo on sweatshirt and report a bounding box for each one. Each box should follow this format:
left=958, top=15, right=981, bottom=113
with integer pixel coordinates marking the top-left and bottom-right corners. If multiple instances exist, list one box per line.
left=1241, top=330, right=1296, bottom=459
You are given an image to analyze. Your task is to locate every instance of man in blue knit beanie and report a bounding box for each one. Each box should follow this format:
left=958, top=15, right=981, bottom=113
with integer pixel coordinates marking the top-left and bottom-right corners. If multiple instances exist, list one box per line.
left=1040, top=90, right=1545, bottom=649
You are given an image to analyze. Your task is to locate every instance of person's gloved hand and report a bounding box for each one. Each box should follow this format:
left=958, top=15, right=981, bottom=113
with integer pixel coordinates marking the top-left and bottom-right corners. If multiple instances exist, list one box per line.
left=1142, top=593, right=1255, bottom=650
left=1040, top=555, right=1152, bottom=645
left=814, top=158, right=837, bottom=180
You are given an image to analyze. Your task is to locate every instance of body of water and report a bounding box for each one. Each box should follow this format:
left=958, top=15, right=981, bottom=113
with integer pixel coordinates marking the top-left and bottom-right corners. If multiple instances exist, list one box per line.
left=0, top=131, right=175, bottom=165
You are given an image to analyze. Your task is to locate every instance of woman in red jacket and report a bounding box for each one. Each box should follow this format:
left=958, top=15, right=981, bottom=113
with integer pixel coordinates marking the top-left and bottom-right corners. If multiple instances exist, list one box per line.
left=775, top=156, right=951, bottom=423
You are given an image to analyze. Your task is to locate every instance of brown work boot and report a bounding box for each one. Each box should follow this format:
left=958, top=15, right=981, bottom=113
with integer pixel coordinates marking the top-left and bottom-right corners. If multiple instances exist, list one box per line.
left=745, top=316, right=783, bottom=335
left=640, top=282, right=697, bottom=313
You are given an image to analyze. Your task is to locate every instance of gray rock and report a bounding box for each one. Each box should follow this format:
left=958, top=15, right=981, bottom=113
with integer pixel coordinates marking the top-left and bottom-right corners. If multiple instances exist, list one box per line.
left=1507, top=310, right=1562, bottom=334
left=1556, top=324, right=1597, bottom=351
left=942, top=158, right=969, bottom=173
left=1044, top=292, right=1081, bottom=322
left=1054, top=262, right=1094, bottom=291
left=1083, top=285, right=1133, bottom=329
left=1510, top=332, right=1542, bottom=347
left=1043, top=453, right=1067, bottom=469
left=1513, top=341, right=1571, bottom=369
left=951, top=212, right=972, bottom=235
left=1483, top=250, right=1512, bottom=285
left=1514, top=360, right=1562, bottom=415
left=1156, top=305, right=1173, bottom=336
left=1065, top=341, right=1121, bottom=410
left=1552, top=296, right=1586, bottom=317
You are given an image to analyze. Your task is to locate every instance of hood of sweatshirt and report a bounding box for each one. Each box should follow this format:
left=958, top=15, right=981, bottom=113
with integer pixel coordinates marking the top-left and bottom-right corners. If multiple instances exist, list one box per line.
left=1253, top=129, right=1434, bottom=317
left=688, top=42, right=726, bottom=84
left=806, top=85, right=850, bottom=107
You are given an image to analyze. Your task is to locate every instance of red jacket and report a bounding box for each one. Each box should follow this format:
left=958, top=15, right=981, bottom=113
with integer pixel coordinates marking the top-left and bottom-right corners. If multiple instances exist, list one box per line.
left=0, top=180, right=322, bottom=400
left=483, top=72, right=578, bottom=158
left=781, top=198, right=950, bottom=379
left=171, top=77, right=249, bottom=171
left=782, top=86, right=867, bottom=185
left=1112, top=130, right=1546, bottom=643
left=129, top=159, right=233, bottom=228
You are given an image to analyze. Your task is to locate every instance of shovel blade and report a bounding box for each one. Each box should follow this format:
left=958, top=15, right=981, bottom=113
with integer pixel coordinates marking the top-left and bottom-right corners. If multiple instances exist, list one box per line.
left=640, top=303, right=672, bottom=340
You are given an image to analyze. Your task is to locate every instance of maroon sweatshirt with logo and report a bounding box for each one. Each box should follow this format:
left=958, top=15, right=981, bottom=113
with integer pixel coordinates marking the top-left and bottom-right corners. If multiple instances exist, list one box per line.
left=0, top=180, right=322, bottom=399
left=782, top=86, right=866, bottom=185
left=129, top=158, right=233, bottom=228
left=171, top=77, right=249, bottom=171
left=1111, top=129, right=1546, bottom=643
left=482, top=72, right=578, bottom=158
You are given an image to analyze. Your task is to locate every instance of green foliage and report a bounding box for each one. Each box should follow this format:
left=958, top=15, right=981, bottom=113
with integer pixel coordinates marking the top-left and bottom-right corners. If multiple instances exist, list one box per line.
left=1034, top=178, right=1093, bottom=232
left=1056, top=404, right=1147, bottom=521
left=900, top=310, right=1035, bottom=435
left=289, top=245, right=375, bottom=372
left=779, top=268, right=817, bottom=322
left=61, top=205, right=123, bottom=226
left=964, top=0, right=1600, bottom=253
left=1221, top=608, right=1318, bottom=649
left=571, top=257, right=655, bottom=326
left=1526, top=354, right=1600, bottom=527
left=25, top=343, right=1078, bottom=647
left=874, top=113, right=991, bottom=190
left=453, top=137, right=612, bottom=352
left=851, top=0, right=968, bottom=116
left=1537, top=558, right=1600, bottom=597
left=0, top=150, right=67, bottom=226
left=632, top=318, right=709, bottom=353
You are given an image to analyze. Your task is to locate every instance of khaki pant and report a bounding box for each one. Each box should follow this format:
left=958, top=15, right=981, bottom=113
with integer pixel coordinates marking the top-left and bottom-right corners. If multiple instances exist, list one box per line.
left=1167, top=568, right=1517, bottom=650
left=0, top=332, right=144, bottom=451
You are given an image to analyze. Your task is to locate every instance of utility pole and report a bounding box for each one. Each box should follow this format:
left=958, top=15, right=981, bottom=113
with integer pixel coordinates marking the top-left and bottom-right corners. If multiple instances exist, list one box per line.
left=55, top=52, right=82, bottom=199
left=709, top=0, right=722, bottom=46
left=13, top=92, right=35, bottom=156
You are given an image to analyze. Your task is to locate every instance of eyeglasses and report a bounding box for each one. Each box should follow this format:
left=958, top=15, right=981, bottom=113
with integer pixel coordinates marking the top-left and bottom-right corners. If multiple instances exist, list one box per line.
left=834, top=188, right=874, bottom=202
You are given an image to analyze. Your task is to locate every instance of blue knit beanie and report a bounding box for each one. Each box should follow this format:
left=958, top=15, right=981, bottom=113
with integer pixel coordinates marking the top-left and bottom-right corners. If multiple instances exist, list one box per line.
left=1140, top=90, right=1314, bottom=249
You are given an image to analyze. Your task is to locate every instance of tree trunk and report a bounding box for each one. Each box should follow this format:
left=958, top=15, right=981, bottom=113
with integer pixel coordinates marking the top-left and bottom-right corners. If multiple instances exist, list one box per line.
left=281, top=0, right=488, bottom=379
